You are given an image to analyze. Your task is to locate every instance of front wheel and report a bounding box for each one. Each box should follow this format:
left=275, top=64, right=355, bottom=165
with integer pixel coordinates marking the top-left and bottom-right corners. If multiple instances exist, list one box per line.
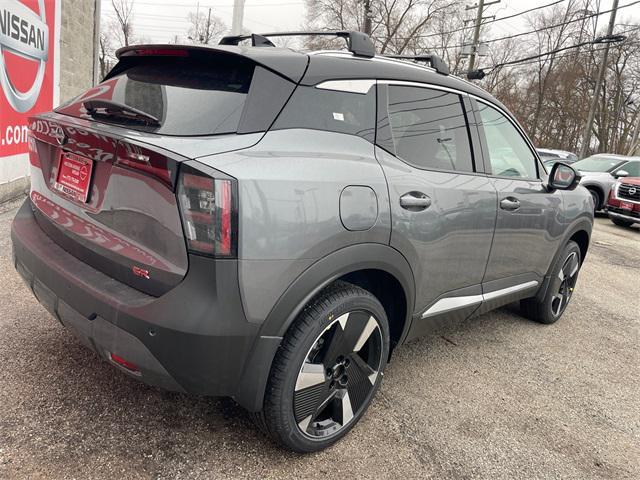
left=255, top=281, right=390, bottom=452
left=588, top=189, right=601, bottom=211
left=521, top=241, right=582, bottom=324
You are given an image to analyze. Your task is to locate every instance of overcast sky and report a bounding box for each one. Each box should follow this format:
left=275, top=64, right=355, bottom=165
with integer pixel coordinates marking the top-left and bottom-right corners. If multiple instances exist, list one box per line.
left=100, top=0, right=639, bottom=45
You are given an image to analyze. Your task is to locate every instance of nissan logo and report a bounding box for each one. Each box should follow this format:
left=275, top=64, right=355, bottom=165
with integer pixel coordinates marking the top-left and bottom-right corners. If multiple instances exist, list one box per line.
left=52, top=127, right=67, bottom=146
left=629, top=187, right=637, bottom=196
left=0, top=0, right=48, bottom=112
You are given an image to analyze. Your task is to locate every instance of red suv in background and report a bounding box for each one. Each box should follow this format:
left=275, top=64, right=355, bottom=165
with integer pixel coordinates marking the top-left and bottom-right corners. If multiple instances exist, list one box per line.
left=606, top=177, right=640, bottom=227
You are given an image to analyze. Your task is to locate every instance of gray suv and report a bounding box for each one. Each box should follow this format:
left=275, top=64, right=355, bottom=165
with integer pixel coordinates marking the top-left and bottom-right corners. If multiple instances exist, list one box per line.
left=11, top=32, right=593, bottom=452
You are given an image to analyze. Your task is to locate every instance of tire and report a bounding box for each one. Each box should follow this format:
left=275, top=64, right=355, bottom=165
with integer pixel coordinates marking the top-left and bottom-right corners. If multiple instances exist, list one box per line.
left=521, top=240, right=581, bottom=324
left=588, top=188, right=601, bottom=211
left=254, top=281, right=390, bottom=452
left=611, top=217, right=633, bottom=228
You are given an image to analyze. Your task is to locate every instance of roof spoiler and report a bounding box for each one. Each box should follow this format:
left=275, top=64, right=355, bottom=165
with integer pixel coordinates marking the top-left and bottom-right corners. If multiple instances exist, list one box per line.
left=383, top=54, right=449, bottom=75
left=219, top=30, right=377, bottom=58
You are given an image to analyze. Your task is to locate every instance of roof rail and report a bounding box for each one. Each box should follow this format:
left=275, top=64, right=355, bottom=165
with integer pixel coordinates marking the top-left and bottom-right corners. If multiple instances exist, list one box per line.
left=383, top=54, right=449, bottom=75
left=219, top=30, right=376, bottom=58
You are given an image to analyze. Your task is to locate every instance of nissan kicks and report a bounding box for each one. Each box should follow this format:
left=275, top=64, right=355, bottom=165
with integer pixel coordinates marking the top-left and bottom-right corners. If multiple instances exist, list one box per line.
left=11, top=32, right=594, bottom=452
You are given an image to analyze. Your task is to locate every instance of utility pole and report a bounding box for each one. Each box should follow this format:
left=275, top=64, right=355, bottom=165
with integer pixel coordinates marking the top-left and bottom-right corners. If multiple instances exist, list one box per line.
left=465, top=0, right=499, bottom=76
left=579, top=0, right=619, bottom=158
left=363, top=0, right=372, bottom=35
left=232, top=0, right=246, bottom=36
left=204, top=7, right=212, bottom=43
left=468, top=0, right=484, bottom=73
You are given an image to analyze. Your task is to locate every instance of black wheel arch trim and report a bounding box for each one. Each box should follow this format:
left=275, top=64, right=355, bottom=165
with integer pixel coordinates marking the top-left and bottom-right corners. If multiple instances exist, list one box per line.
left=234, top=242, right=416, bottom=412
left=535, top=217, right=592, bottom=302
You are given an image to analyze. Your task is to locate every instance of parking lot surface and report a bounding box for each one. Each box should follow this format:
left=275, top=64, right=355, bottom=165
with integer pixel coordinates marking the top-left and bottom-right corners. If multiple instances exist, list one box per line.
left=0, top=197, right=638, bottom=479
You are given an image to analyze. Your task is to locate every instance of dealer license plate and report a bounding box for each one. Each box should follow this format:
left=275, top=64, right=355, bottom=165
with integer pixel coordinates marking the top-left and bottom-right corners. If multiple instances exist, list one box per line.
left=620, top=201, right=634, bottom=211
left=54, top=152, right=94, bottom=203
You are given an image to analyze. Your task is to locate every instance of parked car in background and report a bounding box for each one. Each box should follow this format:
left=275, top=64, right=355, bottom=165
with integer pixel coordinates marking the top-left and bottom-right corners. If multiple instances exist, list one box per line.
left=606, top=176, right=640, bottom=227
left=11, top=32, right=594, bottom=452
left=537, top=148, right=578, bottom=170
left=571, top=154, right=640, bottom=210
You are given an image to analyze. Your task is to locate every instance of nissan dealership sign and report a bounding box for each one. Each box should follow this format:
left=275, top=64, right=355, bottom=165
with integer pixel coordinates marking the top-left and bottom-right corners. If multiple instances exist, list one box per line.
left=0, top=0, right=59, bottom=181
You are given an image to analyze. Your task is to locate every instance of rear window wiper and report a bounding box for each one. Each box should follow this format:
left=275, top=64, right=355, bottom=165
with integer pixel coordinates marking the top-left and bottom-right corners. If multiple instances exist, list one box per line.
left=83, top=99, right=161, bottom=127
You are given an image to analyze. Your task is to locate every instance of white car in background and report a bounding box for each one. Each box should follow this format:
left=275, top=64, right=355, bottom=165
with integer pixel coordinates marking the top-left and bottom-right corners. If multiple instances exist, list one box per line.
left=571, top=154, right=640, bottom=210
left=537, top=148, right=578, bottom=170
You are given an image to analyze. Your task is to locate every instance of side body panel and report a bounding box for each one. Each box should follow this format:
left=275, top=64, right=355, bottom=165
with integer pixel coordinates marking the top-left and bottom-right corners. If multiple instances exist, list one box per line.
left=482, top=178, right=565, bottom=284
left=376, top=147, right=497, bottom=317
left=195, top=129, right=392, bottom=324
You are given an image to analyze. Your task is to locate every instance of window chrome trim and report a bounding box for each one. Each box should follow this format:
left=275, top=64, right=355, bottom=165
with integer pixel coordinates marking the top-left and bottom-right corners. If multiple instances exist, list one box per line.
left=315, top=79, right=376, bottom=94
left=421, top=281, right=539, bottom=319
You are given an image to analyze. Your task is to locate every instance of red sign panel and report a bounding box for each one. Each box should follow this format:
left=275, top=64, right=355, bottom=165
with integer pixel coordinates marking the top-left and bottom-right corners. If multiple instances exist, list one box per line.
left=0, top=0, right=59, bottom=158
left=54, top=152, right=93, bottom=202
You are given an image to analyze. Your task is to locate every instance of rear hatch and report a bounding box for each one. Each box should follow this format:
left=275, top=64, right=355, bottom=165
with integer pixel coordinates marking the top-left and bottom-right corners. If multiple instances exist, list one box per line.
left=27, top=47, right=293, bottom=296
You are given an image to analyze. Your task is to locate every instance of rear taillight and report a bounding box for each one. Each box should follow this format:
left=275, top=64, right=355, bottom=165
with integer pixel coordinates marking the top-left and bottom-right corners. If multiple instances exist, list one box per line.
left=177, top=164, right=237, bottom=258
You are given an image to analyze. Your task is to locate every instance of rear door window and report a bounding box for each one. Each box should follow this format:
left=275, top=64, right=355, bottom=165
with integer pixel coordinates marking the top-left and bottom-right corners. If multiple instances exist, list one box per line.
left=57, top=56, right=254, bottom=136
left=387, top=85, right=475, bottom=173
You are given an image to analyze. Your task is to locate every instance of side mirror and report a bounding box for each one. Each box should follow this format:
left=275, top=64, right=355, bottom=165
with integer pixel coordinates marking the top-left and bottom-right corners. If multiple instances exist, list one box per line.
left=548, top=162, right=581, bottom=191
left=614, top=170, right=629, bottom=178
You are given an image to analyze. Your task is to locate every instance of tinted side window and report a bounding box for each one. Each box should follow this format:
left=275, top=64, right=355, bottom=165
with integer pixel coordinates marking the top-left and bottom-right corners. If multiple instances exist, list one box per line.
left=272, top=86, right=375, bottom=142
left=387, top=86, right=474, bottom=172
left=477, top=102, right=537, bottom=179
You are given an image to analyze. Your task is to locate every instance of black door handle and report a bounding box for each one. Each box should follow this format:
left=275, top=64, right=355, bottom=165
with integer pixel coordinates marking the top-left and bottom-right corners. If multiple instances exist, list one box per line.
left=400, top=192, right=431, bottom=211
left=500, top=197, right=521, bottom=211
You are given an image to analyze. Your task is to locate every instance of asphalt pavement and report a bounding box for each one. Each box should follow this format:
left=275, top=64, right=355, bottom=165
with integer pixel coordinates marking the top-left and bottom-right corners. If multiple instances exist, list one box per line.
left=0, top=196, right=638, bottom=479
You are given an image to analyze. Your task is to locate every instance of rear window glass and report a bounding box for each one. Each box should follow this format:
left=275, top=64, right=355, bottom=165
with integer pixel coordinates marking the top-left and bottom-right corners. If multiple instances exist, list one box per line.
left=272, top=86, right=375, bottom=142
left=56, top=56, right=254, bottom=136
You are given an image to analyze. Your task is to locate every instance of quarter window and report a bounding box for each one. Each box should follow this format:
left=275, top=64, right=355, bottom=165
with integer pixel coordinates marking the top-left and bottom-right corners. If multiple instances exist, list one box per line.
left=476, top=102, right=537, bottom=179
left=272, top=85, right=375, bottom=142
left=387, top=86, right=474, bottom=173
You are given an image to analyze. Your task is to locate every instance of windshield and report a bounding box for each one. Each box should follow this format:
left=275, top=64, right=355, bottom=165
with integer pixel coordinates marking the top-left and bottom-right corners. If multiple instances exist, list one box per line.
left=57, top=56, right=254, bottom=136
left=572, top=156, right=626, bottom=173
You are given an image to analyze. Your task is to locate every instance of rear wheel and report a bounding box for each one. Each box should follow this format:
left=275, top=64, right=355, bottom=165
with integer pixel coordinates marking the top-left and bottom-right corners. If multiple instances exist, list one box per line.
left=521, top=241, right=581, bottom=324
left=611, top=217, right=633, bottom=228
left=255, top=281, right=389, bottom=452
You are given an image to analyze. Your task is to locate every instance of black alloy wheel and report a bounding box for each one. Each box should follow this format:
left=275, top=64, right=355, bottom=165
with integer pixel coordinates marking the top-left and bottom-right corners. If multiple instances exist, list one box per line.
left=521, top=240, right=582, bottom=325
left=293, top=310, right=383, bottom=438
left=550, top=251, right=579, bottom=318
left=255, top=281, right=390, bottom=452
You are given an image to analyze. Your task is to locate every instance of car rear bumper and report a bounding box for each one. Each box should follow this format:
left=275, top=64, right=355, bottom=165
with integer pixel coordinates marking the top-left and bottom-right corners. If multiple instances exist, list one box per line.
left=11, top=198, right=281, bottom=408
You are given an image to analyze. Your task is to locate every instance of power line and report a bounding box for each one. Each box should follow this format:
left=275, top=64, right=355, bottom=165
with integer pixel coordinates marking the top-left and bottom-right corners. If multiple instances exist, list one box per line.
left=411, top=0, right=567, bottom=40
left=479, top=25, right=639, bottom=71
left=382, top=0, right=640, bottom=42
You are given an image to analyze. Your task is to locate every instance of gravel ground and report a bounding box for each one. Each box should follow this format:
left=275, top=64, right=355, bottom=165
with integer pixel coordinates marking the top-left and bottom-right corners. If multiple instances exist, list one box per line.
left=0, top=197, right=638, bottom=480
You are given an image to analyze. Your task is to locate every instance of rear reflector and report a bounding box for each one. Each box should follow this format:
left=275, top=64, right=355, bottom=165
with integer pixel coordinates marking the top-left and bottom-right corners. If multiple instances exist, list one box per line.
left=177, top=164, right=237, bottom=258
left=110, top=353, right=140, bottom=373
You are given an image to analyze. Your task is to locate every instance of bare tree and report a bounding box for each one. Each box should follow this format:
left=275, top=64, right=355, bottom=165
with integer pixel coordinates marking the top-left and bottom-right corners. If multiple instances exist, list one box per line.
left=304, top=0, right=459, bottom=54
left=99, top=32, right=114, bottom=79
left=187, top=8, right=226, bottom=45
left=111, top=0, right=135, bottom=47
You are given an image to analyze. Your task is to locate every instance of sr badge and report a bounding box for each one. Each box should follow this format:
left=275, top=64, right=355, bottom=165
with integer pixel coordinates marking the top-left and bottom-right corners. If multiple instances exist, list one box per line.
left=0, top=0, right=49, bottom=112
